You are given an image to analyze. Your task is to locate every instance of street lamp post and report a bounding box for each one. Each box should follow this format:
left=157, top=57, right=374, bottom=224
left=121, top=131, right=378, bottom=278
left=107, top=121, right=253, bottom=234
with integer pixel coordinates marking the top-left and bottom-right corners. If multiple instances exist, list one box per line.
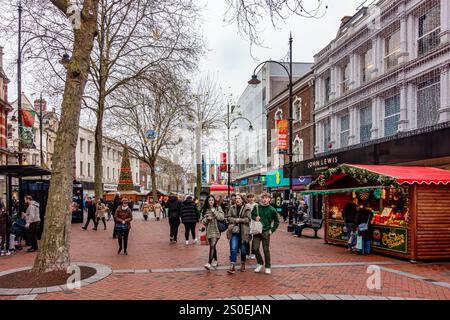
left=248, top=34, right=295, bottom=222
left=17, top=0, right=23, bottom=165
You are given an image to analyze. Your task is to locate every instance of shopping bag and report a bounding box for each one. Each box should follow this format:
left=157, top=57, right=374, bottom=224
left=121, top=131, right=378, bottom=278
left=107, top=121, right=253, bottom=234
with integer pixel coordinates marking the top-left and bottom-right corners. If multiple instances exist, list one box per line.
left=356, top=235, right=363, bottom=250
left=250, top=205, right=263, bottom=235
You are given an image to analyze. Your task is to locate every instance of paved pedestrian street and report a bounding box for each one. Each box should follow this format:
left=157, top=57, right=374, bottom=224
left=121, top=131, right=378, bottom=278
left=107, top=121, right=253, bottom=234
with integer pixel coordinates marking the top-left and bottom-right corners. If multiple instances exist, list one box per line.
left=0, top=213, right=449, bottom=300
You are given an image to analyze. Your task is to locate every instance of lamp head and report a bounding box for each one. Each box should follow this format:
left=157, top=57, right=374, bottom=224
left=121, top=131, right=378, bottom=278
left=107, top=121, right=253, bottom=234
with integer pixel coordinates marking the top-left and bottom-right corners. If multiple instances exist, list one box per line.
left=248, top=74, right=261, bottom=88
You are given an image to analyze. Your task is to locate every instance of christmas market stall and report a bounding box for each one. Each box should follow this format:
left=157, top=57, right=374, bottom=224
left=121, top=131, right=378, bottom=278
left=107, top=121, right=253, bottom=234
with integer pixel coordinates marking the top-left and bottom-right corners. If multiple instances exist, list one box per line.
left=301, top=164, right=450, bottom=262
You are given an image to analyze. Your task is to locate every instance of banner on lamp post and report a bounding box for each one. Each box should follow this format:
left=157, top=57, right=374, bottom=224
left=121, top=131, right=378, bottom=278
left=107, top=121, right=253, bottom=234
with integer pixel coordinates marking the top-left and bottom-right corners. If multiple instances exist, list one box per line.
left=220, top=153, right=227, bottom=172
left=277, top=119, right=288, bottom=154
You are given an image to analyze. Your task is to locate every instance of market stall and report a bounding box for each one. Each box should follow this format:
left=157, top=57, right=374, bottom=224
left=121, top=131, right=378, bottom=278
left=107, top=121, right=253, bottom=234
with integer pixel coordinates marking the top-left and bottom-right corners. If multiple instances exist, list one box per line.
left=302, top=164, right=450, bottom=261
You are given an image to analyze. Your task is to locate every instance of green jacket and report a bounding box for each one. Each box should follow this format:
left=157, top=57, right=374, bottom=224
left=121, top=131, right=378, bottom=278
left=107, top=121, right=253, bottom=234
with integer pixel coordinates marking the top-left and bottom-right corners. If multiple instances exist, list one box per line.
left=251, top=204, right=279, bottom=233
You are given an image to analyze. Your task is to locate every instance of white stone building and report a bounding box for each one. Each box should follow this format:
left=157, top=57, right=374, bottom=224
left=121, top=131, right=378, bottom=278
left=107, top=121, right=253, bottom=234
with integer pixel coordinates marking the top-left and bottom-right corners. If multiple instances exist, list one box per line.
left=313, top=0, right=450, bottom=155
left=75, top=127, right=140, bottom=196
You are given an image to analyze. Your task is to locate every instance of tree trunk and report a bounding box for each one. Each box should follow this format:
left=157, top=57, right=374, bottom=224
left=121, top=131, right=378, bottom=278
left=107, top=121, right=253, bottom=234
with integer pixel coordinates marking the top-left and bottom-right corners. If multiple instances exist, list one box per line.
left=94, top=92, right=106, bottom=201
left=33, top=1, right=99, bottom=273
left=150, top=165, right=158, bottom=202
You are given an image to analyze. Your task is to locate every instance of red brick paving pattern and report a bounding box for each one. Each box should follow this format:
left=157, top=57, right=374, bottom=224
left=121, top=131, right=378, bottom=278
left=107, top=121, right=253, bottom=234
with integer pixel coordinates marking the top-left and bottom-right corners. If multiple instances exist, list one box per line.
left=0, top=215, right=449, bottom=300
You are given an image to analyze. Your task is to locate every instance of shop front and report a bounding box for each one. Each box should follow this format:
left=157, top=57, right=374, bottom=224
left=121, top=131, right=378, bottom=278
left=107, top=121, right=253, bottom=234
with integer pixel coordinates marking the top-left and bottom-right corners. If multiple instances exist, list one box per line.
left=302, top=164, right=450, bottom=261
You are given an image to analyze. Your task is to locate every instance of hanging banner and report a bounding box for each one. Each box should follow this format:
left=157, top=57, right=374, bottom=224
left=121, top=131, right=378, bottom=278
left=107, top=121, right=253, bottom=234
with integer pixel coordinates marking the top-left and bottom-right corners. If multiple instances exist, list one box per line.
left=201, top=155, right=207, bottom=184
left=210, top=160, right=216, bottom=183
left=220, top=153, right=227, bottom=172
left=277, top=120, right=288, bottom=154
left=21, top=127, right=36, bottom=149
left=21, top=109, right=36, bottom=128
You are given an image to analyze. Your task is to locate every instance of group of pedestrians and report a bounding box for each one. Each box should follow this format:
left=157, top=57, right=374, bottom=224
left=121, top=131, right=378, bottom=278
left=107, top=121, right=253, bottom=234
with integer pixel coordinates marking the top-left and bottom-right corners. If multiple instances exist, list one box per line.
left=343, top=198, right=374, bottom=255
left=0, top=195, right=41, bottom=256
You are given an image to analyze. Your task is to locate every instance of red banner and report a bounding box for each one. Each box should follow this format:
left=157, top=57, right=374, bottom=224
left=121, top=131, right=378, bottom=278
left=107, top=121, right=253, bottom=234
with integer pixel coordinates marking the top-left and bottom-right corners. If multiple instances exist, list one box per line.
left=277, top=120, right=288, bottom=154
left=220, top=153, right=227, bottom=172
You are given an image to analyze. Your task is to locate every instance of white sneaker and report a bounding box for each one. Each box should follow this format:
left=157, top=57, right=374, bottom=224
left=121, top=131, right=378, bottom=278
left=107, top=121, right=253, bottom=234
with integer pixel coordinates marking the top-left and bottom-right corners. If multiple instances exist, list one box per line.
left=265, top=268, right=271, bottom=274
left=194, top=238, right=199, bottom=244
left=204, top=263, right=211, bottom=271
left=211, top=260, right=218, bottom=268
left=254, top=264, right=263, bottom=273
left=250, top=255, right=256, bottom=260
left=185, top=240, right=189, bottom=245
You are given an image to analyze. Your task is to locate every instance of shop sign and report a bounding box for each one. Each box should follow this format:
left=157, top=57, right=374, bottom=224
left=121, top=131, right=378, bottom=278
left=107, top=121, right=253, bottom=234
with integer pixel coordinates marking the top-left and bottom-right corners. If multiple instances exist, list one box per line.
left=276, top=120, right=288, bottom=154
left=371, top=226, right=408, bottom=254
left=265, top=169, right=289, bottom=188
left=307, top=156, right=339, bottom=172
left=103, top=184, right=118, bottom=191
left=241, top=179, right=248, bottom=186
left=293, top=176, right=312, bottom=186
left=327, top=220, right=347, bottom=242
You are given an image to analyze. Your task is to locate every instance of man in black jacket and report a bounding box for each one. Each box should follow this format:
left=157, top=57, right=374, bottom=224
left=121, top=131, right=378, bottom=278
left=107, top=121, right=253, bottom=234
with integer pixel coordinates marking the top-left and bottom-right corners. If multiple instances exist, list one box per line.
left=180, top=196, right=200, bottom=245
left=343, top=198, right=358, bottom=250
left=167, top=194, right=181, bottom=243
left=82, top=197, right=97, bottom=230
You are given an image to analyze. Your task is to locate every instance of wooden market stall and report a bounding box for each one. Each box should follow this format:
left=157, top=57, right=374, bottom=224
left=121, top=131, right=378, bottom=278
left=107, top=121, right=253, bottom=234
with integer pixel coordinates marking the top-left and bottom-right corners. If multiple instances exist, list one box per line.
left=302, top=164, right=450, bottom=262
left=103, top=190, right=147, bottom=203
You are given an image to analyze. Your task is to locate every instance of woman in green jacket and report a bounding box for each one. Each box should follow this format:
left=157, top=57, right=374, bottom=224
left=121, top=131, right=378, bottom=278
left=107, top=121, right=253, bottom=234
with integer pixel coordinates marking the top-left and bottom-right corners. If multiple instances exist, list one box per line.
left=201, top=195, right=225, bottom=270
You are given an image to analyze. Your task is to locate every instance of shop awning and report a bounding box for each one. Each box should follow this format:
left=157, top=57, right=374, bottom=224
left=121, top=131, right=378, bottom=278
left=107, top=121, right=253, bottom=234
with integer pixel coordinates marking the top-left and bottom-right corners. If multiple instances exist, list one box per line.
left=210, top=184, right=234, bottom=192
left=349, top=165, right=450, bottom=185
left=0, top=165, right=51, bottom=177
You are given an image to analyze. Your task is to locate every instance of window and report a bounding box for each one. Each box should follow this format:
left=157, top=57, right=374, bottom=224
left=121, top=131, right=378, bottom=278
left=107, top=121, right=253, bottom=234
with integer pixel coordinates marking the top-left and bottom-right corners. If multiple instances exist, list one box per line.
left=418, top=5, right=441, bottom=56
left=340, top=114, right=350, bottom=147
left=107, top=147, right=111, bottom=160
left=136, top=172, right=138, bottom=183
left=107, top=167, right=110, bottom=179
left=88, top=163, right=91, bottom=177
left=324, top=75, right=331, bottom=103
left=361, top=47, right=373, bottom=84
left=113, top=167, right=115, bottom=180
left=384, top=95, right=400, bottom=136
left=340, top=61, right=350, bottom=94
left=87, top=141, right=92, bottom=155
left=360, top=105, right=372, bottom=143
left=32, top=154, right=38, bottom=165
left=80, top=161, right=83, bottom=176
left=80, top=138, right=85, bottom=153
left=323, top=119, right=331, bottom=151
left=112, top=150, right=115, bottom=161
left=293, top=138, right=304, bottom=162
left=294, top=97, right=302, bottom=122
left=417, top=77, right=440, bottom=129
left=385, top=29, right=400, bottom=70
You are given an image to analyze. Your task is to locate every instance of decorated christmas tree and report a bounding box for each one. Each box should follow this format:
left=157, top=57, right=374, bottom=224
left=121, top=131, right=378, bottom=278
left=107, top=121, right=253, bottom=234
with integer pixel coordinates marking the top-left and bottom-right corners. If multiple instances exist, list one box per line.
left=117, top=146, right=134, bottom=191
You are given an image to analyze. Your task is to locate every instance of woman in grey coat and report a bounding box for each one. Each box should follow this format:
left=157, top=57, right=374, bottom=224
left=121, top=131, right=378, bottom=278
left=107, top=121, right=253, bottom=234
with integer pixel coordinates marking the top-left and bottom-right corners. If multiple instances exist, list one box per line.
left=201, top=195, right=225, bottom=271
left=226, top=194, right=252, bottom=274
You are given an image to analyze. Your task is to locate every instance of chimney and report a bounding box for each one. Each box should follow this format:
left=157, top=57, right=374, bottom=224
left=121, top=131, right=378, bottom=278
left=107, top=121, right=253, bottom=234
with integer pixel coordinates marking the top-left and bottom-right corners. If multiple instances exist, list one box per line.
left=34, top=98, right=47, bottom=112
left=340, top=16, right=352, bottom=27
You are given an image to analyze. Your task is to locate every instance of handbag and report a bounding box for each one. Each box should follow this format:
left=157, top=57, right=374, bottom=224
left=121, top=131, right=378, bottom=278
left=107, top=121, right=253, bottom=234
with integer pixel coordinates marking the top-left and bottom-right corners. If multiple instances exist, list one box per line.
left=358, top=216, right=371, bottom=232
left=213, top=208, right=228, bottom=233
left=250, top=205, right=263, bottom=235
left=115, top=223, right=128, bottom=232
left=356, top=235, right=363, bottom=250
left=231, top=205, right=245, bottom=234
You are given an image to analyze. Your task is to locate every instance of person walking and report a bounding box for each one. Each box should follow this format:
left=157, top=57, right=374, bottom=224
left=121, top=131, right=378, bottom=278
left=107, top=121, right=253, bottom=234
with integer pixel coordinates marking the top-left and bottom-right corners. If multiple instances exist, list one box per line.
left=355, top=202, right=373, bottom=255
left=161, top=197, right=167, bottom=219
left=226, top=194, right=252, bottom=274
left=252, top=192, right=279, bottom=274
left=82, top=197, right=97, bottom=230
left=0, top=199, right=11, bottom=256
left=154, top=201, right=162, bottom=221
left=114, top=198, right=133, bottom=255
left=180, top=196, right=200, bottom=245
left=201, top=195, right=225, bottom=270
left=23, top=195, right=41, bottom=253
left=111, top=193, right=122, bottom=238
left=94, top=200, right=108, bottom=230
left=343, top=197, right=358, bottom=251
left=281, top=200, right=289, bottom=223
left=245, top=193, right=258, bottom=260
left=167, top=194, right=181, bottom=243
left=142, top=201, right=150, bottom=221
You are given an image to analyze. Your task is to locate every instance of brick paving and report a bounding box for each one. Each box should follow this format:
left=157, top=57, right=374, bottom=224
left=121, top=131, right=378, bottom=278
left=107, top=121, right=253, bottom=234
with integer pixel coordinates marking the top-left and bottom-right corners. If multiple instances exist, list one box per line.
left=0, top=212, right=448, bottom=300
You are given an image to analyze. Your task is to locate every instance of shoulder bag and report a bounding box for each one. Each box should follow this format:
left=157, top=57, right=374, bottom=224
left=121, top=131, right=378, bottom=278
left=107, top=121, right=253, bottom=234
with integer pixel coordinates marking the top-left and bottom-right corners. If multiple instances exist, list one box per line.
left=231, top=206, right=244, bottom=234
left=358, top=215, right=371, bottom=232
left=215, top=208, right=228, bottom=233
left=250, top=205, right=263, bottom=235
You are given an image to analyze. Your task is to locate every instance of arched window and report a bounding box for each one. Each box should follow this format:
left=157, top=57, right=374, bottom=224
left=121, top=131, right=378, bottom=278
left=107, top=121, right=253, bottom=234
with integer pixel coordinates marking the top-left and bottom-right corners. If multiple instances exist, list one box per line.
left=293, top=97, right=302, bottom=122
left=293, top=137, right=304, bottom=162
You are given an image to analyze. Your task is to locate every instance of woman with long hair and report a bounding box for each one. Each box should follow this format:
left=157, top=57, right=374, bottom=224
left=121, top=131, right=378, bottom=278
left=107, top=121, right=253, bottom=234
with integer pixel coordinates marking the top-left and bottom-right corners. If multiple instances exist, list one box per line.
left=201, top=195, right=225, bottom=270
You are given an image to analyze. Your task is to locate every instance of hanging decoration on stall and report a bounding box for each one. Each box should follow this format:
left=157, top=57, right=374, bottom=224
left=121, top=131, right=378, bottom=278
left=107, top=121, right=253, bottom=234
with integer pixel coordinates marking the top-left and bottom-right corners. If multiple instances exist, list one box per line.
left=307, top=164, right=399, bottom=189
left=358, top=191, right=370, bottom=201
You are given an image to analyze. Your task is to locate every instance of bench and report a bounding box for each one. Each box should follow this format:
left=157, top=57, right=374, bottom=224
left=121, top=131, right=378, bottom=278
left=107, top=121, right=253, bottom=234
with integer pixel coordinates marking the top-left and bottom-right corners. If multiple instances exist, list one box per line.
left=300, top=219, right=324, bottom=238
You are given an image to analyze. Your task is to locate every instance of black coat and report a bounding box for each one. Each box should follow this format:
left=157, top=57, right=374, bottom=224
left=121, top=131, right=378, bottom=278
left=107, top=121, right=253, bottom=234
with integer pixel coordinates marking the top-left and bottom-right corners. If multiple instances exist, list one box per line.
left=86, top=202, right=97, bottom=218
left=166, top=197, right=181, bottom=219
left=112, top=196, right=122, bottom=216
left=180, top=200, right=199, bottom=224
left=343, top=202, right=358, bottom=224
left=355, top=208, right=373, bottom=240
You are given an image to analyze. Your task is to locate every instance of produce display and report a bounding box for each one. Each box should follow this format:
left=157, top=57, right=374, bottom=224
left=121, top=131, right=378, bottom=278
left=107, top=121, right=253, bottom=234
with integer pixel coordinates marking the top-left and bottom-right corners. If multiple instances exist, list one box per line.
left=372, top=209, right=409, bottom=227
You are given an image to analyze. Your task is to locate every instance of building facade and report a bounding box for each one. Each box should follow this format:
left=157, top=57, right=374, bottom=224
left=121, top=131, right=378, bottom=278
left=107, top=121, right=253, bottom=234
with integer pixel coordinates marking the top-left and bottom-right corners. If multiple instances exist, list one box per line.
left=0, top=47, right=12, bottom=197
left=233, top=62, right=314, bottom=193
left=75, top=127, right=140, bottom=196
left=291, top=0, right=450, bottom=179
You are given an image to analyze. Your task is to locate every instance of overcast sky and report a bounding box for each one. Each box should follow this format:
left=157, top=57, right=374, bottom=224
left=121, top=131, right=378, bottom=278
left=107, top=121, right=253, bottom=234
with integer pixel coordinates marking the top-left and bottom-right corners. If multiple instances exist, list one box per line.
left=198, top=0, right=366, bottom=100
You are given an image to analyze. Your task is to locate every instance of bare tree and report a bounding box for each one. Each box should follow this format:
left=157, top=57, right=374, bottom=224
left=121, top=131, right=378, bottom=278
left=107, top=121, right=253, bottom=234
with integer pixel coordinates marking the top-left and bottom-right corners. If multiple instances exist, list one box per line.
left=108, top=72, right=190, bottom=202
left=81, top=0, right=203, bottom=203
left=28, top=0, right=99, bottom=272
left=224, top=0, right=328, bottom=45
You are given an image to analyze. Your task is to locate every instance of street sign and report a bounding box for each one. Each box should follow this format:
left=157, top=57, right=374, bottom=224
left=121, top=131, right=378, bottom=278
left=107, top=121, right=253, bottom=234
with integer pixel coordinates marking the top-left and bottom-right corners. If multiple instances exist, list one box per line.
left=146, top=129, right=156, bottom=140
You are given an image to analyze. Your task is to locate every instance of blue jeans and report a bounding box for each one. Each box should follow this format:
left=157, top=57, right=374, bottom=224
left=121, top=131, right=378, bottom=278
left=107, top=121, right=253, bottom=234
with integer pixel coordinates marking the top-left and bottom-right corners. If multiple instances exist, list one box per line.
left=361, top=239, right=372, bottom=255
left=230, top=233, right=247, bottom=264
